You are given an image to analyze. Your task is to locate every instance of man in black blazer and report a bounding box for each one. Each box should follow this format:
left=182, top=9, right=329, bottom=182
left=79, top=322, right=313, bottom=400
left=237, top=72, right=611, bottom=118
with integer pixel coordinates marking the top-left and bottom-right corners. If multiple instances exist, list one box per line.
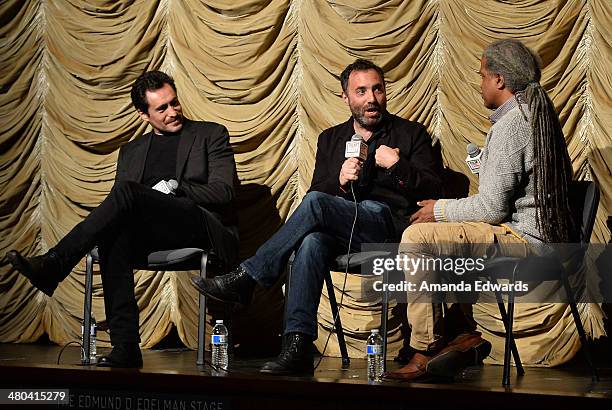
left=191, top=59, right=443, bottom=375
left=7, top=71, right=238, bottom=367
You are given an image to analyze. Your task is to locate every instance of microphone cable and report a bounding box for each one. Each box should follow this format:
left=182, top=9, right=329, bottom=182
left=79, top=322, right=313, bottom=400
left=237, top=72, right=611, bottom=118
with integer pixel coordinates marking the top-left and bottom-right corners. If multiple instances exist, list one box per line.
left=57, top=341, right=83, bottom=365
left=313, top=182, right=358, bottom=370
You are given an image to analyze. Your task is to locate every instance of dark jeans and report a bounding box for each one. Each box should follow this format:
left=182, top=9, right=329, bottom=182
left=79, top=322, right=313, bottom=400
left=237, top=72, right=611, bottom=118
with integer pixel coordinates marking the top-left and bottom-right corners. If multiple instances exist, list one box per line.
left=54, top=181, right=226, bottom=344
left=241, top=191, right=396, bottom=338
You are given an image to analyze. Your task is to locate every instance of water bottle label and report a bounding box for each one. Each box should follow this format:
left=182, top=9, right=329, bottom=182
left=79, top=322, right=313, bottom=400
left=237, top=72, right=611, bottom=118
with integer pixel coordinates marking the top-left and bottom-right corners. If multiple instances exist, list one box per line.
left=367, top=345, right=381, bottom=355
left=212, top=335, right=226, bottom=345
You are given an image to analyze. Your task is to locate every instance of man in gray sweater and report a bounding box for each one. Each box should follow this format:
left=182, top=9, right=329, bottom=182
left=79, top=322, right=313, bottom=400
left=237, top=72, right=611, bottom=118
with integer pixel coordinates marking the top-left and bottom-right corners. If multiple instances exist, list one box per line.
left=386, top=39, right=574, bottom=380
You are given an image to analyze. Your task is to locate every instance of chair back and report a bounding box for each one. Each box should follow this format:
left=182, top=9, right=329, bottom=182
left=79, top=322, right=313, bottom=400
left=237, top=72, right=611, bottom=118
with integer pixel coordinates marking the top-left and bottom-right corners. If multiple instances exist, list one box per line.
left=557, top=181, right=601, bottom=273
left=569, top=181, right=600, bottom=245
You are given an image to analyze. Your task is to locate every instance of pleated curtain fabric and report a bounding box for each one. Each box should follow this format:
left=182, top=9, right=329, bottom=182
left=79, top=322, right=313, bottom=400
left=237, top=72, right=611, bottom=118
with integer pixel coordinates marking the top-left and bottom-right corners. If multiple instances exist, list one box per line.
left=0, top=1, right=610, bottom=365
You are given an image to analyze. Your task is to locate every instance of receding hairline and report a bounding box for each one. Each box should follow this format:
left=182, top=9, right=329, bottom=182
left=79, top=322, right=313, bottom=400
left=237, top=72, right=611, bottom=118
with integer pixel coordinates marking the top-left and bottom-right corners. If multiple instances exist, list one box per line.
left=344, top=68, right=385, bottom=90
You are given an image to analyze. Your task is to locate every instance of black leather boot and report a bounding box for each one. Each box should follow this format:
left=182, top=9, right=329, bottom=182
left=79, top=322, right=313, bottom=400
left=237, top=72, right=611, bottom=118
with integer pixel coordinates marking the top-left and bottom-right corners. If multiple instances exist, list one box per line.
left=97, top=343, right=143, bottom=368
left=260, top=333, right=314, bottom=376
left=6, top=250, right=67, bottom=297
left=190, top=265, right=256, bottom=306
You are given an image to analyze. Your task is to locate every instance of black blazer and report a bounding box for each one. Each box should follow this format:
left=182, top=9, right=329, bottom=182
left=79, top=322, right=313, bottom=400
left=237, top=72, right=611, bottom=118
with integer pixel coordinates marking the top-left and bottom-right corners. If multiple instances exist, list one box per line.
left=114, top=119, right=239, bottom=266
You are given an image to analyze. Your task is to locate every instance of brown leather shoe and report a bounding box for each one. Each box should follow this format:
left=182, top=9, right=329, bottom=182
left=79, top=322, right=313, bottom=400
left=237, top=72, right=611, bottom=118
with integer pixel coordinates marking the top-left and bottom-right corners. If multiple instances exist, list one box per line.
left=426, top=333, right=492, bottom=378
left=442, top=332, right=483, bottom=350
left=383, top=353, right=432, bottom=381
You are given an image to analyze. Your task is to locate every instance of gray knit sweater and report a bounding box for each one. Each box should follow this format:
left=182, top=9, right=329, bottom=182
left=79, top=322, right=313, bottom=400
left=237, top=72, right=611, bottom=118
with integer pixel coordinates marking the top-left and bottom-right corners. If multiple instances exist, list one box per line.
left=433, top=96, right=542, bottom=243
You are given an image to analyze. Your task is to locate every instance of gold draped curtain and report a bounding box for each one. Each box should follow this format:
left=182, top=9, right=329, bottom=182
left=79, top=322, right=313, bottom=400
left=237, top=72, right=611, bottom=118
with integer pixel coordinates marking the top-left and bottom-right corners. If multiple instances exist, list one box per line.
left=1, top=1, right=610, bottom=362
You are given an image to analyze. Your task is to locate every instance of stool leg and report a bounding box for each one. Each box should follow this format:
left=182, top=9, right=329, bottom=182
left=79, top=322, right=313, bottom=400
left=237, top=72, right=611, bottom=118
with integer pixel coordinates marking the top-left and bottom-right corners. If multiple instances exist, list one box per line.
left=283, top=255, right=294, bottom=336
left=563, top=274, right=599, bottom=382
left=197, top=253, right=209, bottom=366
left=381, top=269, right=389, bottom=373
left=502, top=264, right=520, bottom=387
left=325, top=271, right=350, bottom=367
left=82, top=252, right=94, bottom=365
left=492, top=277, right=524, bottom=377
left=224, top=304, right=233, bottom=356
left=503, top=288, right=515, bottom=386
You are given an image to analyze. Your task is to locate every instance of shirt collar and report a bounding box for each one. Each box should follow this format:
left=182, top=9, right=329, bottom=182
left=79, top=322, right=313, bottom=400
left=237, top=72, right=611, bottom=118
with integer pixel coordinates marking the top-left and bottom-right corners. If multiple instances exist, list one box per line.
left=489, top=92, right=526, bottom=124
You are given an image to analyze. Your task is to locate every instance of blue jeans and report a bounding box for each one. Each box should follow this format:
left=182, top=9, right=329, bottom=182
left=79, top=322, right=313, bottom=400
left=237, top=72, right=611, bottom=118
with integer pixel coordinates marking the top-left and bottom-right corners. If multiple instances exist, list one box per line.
left=241, top=191, right=396, bottom=337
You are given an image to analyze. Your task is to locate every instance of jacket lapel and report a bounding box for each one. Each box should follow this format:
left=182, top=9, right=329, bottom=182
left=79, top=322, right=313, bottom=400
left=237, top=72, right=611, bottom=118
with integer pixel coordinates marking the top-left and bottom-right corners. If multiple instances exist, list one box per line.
left=130, top=132, right=152, bottom=183
left=176, top=119, right=196, bottom=183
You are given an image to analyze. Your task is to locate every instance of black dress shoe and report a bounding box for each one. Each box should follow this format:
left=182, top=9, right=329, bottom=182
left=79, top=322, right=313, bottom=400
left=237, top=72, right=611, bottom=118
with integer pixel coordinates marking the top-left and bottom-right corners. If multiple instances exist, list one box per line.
left=190, top=265, right=256, bottom=306
left=6, top=250, right=64, bottom=297
left=97, top=343, right=143, bottom=368
left=260, top=333, right=314, bottom=376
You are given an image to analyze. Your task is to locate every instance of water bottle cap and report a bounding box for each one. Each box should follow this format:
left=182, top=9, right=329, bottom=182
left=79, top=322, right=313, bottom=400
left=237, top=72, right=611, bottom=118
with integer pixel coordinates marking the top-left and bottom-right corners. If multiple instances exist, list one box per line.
left=371, top=329, right=379, bottom=333
left=215, top=319, right=224, bottom=324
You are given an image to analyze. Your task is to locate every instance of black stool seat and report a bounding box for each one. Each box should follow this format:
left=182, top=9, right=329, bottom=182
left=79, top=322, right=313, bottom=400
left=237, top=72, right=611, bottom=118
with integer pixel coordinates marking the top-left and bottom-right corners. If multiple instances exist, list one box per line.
left=333, top=251, right=391, bottom=271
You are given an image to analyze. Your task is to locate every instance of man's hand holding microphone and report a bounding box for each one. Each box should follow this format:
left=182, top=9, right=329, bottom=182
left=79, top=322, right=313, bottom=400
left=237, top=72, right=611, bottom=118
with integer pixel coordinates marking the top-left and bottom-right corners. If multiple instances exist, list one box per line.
left=340, top=134, right=401, bottom=190
left=340, top=134, right=368, bottom=190
left=339, top=157, right=363, bottom=188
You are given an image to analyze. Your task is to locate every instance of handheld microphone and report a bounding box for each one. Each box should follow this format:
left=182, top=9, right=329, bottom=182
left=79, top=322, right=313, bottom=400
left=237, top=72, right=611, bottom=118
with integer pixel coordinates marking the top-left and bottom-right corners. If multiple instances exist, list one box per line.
left=345, top=134, right=368, bottom=161
left=465, top=143, right=483, bottom=174
left=152, top=179, right=178, bottom=194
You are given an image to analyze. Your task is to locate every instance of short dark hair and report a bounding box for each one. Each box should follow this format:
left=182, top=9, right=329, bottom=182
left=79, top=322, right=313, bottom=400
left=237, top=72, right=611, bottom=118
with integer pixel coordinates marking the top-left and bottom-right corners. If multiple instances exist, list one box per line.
left=130, top=71, right=176, bottom=113
left=340, top=59, right=385, bottom=92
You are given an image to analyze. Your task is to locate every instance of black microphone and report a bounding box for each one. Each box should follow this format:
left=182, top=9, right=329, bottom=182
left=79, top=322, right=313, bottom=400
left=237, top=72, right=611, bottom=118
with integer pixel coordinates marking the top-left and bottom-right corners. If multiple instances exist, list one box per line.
left=465, top=143, right=483, bottom=174
left=345, top=134, right=367, bottom=161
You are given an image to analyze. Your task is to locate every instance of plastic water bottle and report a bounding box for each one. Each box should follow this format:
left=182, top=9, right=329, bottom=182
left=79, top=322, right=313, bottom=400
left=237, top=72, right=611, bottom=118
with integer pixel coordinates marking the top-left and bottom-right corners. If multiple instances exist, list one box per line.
left=366, top=329, right=384, bottom=381
left=81, top=316, right=97, bottom=364
left=211, top=320, right=228, bottom=370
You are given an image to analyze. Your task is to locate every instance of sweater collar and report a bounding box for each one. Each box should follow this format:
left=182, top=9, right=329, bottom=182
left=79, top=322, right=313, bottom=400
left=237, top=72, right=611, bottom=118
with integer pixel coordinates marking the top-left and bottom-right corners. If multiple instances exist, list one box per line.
left=489, top=92, right=526, bottom=124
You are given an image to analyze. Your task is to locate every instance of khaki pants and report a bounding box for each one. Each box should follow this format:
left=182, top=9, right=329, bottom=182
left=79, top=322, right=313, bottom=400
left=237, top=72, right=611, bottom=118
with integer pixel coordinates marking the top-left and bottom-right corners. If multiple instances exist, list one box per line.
left=400, top=222, right=529, bottom=351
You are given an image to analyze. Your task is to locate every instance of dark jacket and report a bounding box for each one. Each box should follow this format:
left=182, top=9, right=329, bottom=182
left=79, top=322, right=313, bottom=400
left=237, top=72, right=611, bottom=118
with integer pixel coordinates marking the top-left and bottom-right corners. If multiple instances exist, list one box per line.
left=309, top=113, right=443, bottom=239
left=114, top=118, right=239, bottom=265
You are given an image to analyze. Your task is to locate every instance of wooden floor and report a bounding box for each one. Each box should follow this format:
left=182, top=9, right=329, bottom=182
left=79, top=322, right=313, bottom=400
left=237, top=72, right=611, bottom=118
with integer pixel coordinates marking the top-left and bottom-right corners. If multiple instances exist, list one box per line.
left=0, top=343, right=611, bottom=409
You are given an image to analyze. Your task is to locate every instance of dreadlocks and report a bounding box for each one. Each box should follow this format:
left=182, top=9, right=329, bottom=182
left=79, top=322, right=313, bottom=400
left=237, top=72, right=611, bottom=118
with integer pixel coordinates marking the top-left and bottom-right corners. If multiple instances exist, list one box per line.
left=483, top=39, right=574, bottom=243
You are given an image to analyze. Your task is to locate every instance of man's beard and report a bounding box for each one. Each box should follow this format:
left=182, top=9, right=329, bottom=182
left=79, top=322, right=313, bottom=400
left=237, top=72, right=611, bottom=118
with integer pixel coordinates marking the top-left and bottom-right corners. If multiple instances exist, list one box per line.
left=351, top=104, right=384, bottom=130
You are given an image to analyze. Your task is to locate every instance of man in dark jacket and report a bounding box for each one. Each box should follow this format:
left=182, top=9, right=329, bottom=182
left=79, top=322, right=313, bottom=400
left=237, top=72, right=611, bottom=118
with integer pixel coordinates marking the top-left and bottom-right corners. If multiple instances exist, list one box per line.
left=192, top=59, right=443, bottom=376
left=7, top=71, right=239, bottom=368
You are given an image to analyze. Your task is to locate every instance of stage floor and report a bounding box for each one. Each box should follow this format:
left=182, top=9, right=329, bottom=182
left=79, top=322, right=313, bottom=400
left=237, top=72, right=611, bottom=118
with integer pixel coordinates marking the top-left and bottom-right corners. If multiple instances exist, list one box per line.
left=0, top=343, right=610, bottom=409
